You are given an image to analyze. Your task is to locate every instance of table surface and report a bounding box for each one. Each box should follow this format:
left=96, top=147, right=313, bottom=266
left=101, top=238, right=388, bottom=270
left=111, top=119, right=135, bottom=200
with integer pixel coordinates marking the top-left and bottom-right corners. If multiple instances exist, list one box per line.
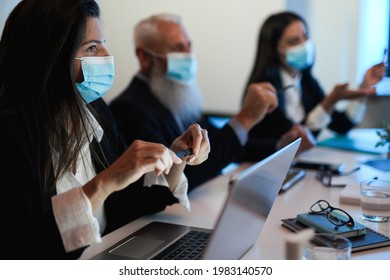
left=81, top=131, right=390, bottom=260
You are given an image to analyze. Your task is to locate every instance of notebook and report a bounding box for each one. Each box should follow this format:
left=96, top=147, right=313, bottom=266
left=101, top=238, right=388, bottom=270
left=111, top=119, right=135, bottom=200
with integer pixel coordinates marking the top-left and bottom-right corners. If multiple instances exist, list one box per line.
left=281, top=217, right=390, bottom=252
left=296, top=212, right=367, bottom=238
left=92, top=139, right=301, bottom=260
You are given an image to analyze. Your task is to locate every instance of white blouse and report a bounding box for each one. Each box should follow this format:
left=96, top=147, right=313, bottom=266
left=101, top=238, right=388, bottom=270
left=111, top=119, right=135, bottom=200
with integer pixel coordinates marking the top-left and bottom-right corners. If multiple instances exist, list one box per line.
left=51, top=109, right=104, bottom=252
left=51, top=108, right=189, bottom=253
left=280, top=68, right=367, bottom=131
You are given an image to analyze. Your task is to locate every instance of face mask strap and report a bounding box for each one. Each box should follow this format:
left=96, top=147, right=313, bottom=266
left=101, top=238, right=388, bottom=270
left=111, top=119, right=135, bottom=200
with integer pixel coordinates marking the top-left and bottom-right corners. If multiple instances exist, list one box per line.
left=74, top=56, right=114, bottom=64
left=142, top=48, right=166, bottom=59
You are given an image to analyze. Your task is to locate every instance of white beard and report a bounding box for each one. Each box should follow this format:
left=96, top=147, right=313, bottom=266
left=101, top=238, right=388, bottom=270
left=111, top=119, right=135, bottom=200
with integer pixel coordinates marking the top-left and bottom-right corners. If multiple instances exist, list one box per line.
left=149, top=66, right=203, bottom=129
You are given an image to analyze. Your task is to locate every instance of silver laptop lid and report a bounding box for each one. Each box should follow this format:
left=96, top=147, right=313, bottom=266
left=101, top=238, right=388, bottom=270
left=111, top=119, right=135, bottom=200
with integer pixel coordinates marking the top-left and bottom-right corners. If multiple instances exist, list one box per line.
left=202, top=138, right=301, bottom=259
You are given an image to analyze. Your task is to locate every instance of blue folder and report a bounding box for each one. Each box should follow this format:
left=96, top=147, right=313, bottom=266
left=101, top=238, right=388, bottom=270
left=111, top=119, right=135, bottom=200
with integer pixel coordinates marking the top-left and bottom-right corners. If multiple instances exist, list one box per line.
left=317, top=128, right=389, bottom=155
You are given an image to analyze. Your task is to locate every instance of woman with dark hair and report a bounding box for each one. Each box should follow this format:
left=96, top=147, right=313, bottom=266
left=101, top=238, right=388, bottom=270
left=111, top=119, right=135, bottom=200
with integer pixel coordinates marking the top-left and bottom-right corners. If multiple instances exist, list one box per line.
left=0, top=0, right=210, bottom=259
left=242, top=11, right=384, bottom=160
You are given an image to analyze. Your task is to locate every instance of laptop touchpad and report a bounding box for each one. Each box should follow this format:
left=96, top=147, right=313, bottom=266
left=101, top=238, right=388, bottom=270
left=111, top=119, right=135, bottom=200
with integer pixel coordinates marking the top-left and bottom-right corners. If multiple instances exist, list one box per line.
left=109, top=236, right=164, bottom=259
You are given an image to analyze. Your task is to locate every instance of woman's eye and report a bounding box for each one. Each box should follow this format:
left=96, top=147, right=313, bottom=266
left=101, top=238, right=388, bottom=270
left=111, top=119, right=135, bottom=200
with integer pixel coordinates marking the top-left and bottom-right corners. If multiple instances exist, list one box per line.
left=286, top=40, right=298, bottom=47
left=87, top=45, right=97, bottom=52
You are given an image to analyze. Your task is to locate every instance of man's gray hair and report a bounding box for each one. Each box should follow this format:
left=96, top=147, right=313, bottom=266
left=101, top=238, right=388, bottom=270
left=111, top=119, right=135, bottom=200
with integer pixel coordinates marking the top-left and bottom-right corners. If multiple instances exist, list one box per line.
left=134, top=13, right=183, bottom=48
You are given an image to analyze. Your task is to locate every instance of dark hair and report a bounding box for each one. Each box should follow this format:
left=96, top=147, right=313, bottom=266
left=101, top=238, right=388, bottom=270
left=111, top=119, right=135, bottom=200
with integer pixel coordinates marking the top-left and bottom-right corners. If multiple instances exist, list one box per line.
left=244, top=11, right=308, bottom=92
left=0, top=0, right=100, bottom=189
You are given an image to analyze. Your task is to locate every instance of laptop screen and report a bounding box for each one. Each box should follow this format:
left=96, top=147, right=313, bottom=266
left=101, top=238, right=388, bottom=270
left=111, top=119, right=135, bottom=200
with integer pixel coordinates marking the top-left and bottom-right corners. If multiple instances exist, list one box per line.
left=202, top=138, right=301, bottom=259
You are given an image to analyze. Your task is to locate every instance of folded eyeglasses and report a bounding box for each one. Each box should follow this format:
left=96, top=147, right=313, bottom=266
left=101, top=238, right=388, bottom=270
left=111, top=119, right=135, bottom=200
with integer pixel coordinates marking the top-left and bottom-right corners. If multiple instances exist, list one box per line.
left=309, top=199, right=355, bottom=230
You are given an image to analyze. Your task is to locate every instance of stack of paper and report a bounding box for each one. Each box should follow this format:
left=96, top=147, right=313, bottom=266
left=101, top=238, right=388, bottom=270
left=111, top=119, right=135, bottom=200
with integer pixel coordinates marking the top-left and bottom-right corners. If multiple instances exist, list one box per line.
left=339, top=182, right=361, bottom=205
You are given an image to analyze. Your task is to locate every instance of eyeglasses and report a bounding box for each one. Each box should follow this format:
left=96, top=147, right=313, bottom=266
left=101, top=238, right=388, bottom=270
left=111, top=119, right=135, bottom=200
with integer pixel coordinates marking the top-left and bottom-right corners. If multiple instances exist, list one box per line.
left=309, top=200, right=355, bottom=230
left=316, top=167, right=360, bottom=188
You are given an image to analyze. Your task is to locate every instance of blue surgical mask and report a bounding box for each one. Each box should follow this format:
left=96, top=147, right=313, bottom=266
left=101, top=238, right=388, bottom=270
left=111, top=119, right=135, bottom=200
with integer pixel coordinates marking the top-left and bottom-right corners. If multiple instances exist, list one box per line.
left=75, top=56, right=114, bottom=103
left=167, top=52, right=197, bottom=84
left=285, top=40, right=315, bottom=70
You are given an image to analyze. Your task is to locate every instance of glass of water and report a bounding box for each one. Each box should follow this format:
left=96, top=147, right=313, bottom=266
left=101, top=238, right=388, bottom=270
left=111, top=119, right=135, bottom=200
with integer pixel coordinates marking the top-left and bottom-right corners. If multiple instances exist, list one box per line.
left=360, top=178, right=390, bottom=223
left=302, top=233, right=351, bottom=260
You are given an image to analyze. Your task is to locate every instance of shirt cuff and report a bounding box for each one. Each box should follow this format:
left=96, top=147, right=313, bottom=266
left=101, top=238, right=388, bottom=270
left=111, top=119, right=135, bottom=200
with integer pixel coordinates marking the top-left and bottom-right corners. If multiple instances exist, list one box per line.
left=305, top=105, right=332, bottom=131
left=52, top=187, right=101, bottom=252
left=346, top=99, right=367, bottom=124
left=144, top=172, right=190, bottom=211
left=228, top=117, right=248, bottom=145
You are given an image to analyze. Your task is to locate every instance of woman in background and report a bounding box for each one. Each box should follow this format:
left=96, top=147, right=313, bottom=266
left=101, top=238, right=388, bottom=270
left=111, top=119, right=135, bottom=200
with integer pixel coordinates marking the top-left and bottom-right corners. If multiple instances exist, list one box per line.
left=242, top=11, right=385, bottom=159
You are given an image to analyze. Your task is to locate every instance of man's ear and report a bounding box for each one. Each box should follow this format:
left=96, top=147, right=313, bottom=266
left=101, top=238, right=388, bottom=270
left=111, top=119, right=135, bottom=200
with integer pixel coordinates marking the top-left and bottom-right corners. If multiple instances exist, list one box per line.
left=135, top=47, right=148, bottom=63
left=136, top=47, right=152, bottom=72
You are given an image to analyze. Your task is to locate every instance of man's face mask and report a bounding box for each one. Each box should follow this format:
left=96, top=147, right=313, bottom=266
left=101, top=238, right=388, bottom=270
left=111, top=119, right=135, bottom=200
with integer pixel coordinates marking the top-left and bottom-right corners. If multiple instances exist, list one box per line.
left=285, top=40, right=315, bottom=70
left=166, top=52, right=198, bottom=84
left=75, top=56, right=114, bottom=103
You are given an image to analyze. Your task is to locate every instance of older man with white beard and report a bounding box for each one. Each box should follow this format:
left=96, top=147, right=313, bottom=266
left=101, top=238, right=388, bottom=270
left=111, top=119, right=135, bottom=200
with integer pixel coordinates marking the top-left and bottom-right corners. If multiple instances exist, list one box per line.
left=110, top=13, right=278, bottom=190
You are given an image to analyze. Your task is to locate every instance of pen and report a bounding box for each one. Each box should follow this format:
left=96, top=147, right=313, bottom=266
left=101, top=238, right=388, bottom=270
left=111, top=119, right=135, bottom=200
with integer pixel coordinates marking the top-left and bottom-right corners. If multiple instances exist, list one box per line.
left=175, top=148, right=193, bottom=158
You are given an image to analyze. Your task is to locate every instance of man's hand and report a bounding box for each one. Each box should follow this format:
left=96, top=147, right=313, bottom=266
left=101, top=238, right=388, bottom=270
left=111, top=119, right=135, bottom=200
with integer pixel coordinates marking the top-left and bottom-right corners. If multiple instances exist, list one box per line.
left=277, top=125, right=316, bottom=154
left=236, top=82, right=278, bottom=131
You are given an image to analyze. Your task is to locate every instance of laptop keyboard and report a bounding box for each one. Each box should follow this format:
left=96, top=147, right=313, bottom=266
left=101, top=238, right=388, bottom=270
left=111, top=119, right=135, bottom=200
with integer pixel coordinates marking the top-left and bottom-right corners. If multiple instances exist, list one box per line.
left=153, top=230, right=210, bottom=260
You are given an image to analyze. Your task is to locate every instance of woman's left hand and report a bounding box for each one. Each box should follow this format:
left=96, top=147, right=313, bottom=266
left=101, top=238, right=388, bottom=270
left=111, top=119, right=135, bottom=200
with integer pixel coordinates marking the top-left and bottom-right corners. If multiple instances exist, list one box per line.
left=361, top=62, right=386, bottom=89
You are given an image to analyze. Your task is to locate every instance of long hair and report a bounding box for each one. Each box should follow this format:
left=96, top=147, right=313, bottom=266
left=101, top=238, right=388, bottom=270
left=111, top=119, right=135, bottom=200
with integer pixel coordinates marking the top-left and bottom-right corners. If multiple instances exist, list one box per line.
left=0, top=0, right=100, bottom=190
left=244, top=12, right=308, bottom=94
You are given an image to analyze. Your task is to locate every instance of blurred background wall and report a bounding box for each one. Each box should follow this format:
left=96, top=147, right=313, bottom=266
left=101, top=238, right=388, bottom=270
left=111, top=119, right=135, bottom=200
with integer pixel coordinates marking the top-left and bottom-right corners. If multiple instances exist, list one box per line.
left=1, top=0, right=389, bottom=126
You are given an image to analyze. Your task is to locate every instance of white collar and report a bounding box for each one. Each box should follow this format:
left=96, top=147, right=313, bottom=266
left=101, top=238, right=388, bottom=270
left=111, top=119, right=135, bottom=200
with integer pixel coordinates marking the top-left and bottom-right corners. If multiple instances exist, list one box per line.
left=84, top=106, right=104, bottom=143
left=280, top=68, right=301, bottom=88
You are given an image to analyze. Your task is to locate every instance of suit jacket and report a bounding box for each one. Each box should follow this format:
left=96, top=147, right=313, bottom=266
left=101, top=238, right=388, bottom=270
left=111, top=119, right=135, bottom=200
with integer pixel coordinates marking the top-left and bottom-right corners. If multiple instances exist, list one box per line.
left=0, top=98, right=178, bottom=259
left=110, top=76, right=245, bottom=190
left=242, top=68, right=354, bottom=161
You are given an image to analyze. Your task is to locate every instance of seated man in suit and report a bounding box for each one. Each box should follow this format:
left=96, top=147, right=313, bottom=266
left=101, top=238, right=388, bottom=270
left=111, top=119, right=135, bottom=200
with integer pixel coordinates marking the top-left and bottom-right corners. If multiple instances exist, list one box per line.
left=110, top=13, right=280, bottom=190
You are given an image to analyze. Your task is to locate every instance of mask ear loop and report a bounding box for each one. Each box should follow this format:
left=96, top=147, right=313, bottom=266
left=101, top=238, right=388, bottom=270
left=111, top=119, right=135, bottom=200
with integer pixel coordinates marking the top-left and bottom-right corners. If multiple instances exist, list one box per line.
left=142, top=48, right=166, bottom=59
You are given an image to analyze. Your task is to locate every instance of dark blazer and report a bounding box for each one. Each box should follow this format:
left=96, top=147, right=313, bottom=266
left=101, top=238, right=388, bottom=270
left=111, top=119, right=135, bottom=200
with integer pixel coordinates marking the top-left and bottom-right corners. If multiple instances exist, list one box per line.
left=0, top=98, right=178, bottom=259
left=242, top=68, right=354, bottom=161
left=109, top=76, right=245, bottom=190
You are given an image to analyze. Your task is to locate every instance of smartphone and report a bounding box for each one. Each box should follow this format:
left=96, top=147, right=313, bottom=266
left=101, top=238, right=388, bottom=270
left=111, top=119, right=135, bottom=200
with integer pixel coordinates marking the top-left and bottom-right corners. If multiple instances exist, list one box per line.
left=280, top=168, right=306, bottom=192
left=175, top=148, right=193, bottom=158
left=291, top=160, right=345, bottom=175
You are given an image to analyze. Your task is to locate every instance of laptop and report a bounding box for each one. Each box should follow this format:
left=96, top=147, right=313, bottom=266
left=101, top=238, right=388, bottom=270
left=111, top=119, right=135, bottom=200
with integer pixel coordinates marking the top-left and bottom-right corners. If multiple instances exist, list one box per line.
left=92, top=138, right=301, bottom=260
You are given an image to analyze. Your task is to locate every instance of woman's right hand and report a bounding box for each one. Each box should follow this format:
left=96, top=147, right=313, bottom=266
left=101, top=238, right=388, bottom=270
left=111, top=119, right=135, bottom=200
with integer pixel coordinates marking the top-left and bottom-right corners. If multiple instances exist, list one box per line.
left=331, top=83, right=376, bottom=101
left=104, top=140, right=182, bottom=191
left=83, top=140, right=182, bottom=211
left=321, top=83, right=376, bottom=112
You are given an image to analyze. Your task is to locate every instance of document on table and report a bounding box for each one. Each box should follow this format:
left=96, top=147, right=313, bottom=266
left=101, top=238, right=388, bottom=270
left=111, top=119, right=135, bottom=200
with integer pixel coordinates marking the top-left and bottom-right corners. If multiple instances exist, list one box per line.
left=339, top=181, right=361, bottom=205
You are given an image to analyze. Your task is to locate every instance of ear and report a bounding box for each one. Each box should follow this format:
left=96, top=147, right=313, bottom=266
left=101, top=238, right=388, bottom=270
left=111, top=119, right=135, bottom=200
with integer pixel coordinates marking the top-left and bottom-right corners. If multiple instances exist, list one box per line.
left=135, top=47, right=152, bottom=73
left=135, top=47, right=146, bottom=60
